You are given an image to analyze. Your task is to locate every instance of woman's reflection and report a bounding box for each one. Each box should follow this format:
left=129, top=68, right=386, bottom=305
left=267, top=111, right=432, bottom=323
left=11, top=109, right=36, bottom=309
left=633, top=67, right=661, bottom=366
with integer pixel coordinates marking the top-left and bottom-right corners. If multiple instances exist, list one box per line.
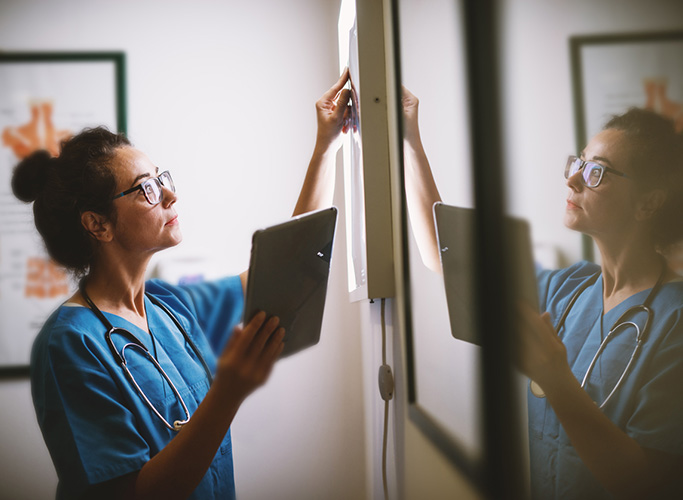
left=402, top=87, right=443, bottom=273
left=404, top=92, right=683, bottom=498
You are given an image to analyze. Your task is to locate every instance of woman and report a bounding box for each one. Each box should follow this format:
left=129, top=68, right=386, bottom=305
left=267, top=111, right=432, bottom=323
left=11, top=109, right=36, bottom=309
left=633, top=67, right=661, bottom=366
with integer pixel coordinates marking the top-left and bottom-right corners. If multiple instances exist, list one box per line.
left=403, top=89, right=683, bottom=498
left=13, top=71, right=350, bottom=500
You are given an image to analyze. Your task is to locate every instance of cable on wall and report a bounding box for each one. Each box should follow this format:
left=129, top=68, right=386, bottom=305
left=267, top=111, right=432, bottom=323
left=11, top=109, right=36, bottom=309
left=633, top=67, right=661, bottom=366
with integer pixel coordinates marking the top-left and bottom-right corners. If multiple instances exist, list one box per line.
left=378, top=298, right=394, bottom=500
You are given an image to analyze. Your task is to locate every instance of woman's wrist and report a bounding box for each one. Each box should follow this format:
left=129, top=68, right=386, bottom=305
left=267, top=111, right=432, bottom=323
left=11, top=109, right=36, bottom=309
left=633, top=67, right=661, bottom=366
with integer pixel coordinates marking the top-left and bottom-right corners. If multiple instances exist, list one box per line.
left=312, top=137, right=339, bottom=162
left=210, top=370, right=248, bottom=413
left=536, top=362, right=580, bottom=403
left=403, top=129, right=423, bottom=153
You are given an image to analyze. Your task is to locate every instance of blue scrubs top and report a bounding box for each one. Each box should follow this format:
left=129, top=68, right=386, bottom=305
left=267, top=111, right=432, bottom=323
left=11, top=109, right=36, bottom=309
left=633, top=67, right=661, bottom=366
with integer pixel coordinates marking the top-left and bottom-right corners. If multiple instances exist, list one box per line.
left=529, top=261, right=683, bottom=499
left=31, top=277, right=244, bottom=500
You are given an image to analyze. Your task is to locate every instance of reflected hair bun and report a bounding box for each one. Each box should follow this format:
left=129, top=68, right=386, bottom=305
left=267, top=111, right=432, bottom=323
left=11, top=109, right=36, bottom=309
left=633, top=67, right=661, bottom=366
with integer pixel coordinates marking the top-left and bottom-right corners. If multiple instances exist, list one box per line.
left=11, top=150, right=54, bottom=202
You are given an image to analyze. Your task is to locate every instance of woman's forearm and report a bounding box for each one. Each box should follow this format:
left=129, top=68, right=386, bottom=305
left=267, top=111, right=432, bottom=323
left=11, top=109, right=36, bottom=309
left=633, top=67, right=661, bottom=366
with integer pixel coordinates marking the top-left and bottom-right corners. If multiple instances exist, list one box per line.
left=107, top=313, right=283, bottom=500
left=130, top=378, right=242, bottom=499
left=293, top=70, right=350, bottom=217
left=84, top=379, right=242, bottom=500
left=292, top=142, right=336, bottom=217
left=403, top=134, right=442, bottom=272
left=544, top=370, right=677, bottom=498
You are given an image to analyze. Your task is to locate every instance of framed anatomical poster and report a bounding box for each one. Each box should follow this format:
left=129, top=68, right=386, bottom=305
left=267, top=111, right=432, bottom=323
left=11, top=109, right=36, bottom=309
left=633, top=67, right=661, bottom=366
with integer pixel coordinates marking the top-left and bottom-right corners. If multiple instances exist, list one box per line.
left=0, top=52, right=126, bottom=373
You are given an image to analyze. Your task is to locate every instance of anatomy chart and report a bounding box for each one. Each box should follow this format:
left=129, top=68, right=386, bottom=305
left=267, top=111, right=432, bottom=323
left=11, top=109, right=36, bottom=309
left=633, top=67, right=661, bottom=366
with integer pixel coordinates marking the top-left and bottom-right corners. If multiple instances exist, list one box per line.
left=0, top=56, right=121, bottom=367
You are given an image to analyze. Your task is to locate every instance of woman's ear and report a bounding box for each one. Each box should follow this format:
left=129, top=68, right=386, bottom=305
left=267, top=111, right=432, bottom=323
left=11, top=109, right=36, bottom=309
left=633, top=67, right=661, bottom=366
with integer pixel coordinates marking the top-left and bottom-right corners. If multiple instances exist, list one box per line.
left=635, top=189, right=666, bottom=221
left=81, top=211, right=113, bottom=242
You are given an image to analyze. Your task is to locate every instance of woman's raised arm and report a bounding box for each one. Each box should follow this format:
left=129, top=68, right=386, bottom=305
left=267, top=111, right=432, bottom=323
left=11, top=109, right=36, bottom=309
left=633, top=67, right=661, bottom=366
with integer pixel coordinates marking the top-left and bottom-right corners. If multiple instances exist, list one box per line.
left=293, top=69, right=351, bottom=217
left=402, top=87, right=442, bottom=272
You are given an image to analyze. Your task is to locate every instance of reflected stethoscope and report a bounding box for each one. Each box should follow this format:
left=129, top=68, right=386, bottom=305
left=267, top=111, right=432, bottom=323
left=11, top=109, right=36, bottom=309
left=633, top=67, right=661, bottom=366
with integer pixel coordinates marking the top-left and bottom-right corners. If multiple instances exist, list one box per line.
left=530, top=264, right=666, bottom=409
left=80, top=281, right=212, bottom=432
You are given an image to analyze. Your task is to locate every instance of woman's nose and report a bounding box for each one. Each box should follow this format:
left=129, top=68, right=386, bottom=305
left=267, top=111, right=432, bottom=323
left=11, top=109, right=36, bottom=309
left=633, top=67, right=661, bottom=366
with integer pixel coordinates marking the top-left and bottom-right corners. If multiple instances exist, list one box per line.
left=567, top=170, right=584, bottom=191
left=161, top=185, right=177, bottom=206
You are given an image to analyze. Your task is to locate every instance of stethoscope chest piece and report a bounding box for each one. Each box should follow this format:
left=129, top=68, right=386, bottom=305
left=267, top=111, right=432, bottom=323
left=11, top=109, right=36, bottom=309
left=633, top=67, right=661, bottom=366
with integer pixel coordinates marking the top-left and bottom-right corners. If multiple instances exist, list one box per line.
left=530, top=380, right=545, bottom=398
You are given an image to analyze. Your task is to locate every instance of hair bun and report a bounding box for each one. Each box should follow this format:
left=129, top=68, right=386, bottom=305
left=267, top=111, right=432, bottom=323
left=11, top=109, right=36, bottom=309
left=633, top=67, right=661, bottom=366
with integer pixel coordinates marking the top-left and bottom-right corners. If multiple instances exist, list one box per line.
left=11, top=150, right=54, bottom=202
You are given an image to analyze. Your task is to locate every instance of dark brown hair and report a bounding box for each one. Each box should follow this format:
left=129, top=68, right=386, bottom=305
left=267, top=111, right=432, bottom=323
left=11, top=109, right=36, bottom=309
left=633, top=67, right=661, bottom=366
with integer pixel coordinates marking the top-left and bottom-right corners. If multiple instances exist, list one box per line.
left=603, top=108, right=683, bottom=248
left=12, top=127, right=131, bottom=276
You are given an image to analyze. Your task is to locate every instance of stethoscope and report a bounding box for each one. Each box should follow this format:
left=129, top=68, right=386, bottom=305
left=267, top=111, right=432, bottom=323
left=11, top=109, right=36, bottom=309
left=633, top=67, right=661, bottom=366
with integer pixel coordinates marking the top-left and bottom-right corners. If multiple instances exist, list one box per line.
left=79, top=280, right=212, bottom=431
left=530, top=264, right=666, bottom=409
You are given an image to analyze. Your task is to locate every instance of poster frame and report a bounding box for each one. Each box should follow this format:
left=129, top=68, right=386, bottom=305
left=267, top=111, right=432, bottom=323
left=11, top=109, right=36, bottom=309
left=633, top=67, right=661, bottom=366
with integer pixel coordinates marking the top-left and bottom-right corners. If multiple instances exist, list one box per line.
left=0, top=51, right=126, bottom=377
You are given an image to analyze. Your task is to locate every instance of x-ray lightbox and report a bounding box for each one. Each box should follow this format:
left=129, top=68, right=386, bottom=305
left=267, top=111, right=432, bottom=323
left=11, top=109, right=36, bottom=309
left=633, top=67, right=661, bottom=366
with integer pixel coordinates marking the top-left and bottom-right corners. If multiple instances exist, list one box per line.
left=338, top=0, right=396, bottom=301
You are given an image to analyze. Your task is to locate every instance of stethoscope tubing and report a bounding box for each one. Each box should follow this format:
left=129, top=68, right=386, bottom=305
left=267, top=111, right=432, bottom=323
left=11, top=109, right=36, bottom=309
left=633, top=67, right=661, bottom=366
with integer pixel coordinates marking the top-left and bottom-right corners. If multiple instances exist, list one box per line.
left=79, top=280, right=212, bottom=431
left=579, top=317, right=645, bottom=409
left=146, top=294, right=213, bottom=384
left=118, top=340, right=191, bottom=431
left=530, top=264, right=665, bottom=408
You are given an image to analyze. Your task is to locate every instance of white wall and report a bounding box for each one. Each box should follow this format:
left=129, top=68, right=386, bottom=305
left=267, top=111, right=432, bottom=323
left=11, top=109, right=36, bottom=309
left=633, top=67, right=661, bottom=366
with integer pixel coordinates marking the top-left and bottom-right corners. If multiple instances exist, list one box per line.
left=0, top=1, right=367, bottom=499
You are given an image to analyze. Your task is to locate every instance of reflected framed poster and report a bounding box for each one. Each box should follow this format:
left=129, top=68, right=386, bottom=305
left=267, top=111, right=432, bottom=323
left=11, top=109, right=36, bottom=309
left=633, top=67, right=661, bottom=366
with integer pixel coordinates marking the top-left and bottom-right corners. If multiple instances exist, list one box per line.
left=0, top=52, right=126, bottom=374
left=570, top=31, right=683, bottom=260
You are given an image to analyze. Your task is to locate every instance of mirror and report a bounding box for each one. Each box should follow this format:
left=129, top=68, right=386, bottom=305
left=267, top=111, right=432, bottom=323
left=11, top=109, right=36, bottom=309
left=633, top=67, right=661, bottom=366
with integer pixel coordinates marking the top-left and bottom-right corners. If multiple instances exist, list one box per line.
left=395, top=0, right=484, bottom=469
left=396, top=0, right=683, bottom=496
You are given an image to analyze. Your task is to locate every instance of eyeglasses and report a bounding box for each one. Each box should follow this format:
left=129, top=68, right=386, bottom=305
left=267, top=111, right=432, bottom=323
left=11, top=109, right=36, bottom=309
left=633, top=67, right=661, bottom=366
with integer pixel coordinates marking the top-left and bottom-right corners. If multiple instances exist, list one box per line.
left=565, top=155, right=630, bottom=188
left=112, top=171, right=175, bottom=206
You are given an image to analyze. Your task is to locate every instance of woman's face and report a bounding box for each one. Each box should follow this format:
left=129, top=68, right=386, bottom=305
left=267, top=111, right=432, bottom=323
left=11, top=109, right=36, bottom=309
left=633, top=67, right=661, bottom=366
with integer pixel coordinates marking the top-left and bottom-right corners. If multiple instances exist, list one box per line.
left=564, top=128, right=640, bottom=241
left=108, top=147, right=182, bottom=255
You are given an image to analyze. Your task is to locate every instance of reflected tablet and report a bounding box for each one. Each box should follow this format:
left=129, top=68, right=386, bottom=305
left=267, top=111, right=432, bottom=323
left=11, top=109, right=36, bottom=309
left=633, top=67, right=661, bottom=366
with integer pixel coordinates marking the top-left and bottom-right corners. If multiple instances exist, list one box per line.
left=433, top=202, right=538, bottom=344
left=244, top=207, right=338, bottom=357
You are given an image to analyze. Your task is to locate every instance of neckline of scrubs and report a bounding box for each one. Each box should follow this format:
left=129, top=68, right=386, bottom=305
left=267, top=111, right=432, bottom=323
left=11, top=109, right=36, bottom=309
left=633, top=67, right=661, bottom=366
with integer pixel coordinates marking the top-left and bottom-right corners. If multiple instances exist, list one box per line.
left=93, top=301, right=173, bottom=372
left=96, top=296, right=159, bottom=350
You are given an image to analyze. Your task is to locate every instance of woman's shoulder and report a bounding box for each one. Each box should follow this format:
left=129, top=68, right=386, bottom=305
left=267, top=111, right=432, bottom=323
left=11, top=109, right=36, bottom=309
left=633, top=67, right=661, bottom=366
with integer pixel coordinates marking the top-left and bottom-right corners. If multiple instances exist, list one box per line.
left=537, top=260, right=599, bottom=292
left=145, top=276, right=242, bottom=301
left=31, top=304, right=115, bottom=379
left=35, top=303, right=103, bottom=345
left=654, top=278, right=683, bottom=317
left=536, top=260, right=600, bottom=312
left=537, top=259, right=599, bottom=281
left=145, top=276, right=243, bottom=316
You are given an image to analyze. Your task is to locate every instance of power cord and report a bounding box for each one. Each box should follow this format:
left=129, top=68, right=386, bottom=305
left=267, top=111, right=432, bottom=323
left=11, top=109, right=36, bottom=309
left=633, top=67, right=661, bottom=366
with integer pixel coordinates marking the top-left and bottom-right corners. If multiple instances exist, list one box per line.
left=378, top=298, right=394, bottom=500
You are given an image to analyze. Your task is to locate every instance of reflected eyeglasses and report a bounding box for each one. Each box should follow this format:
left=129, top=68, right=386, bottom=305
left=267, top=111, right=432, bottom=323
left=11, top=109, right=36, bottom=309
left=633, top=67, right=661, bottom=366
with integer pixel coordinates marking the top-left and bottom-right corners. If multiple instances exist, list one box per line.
left=112, top=171, right=175, bottom=206
left=564, top=156, right=630, bottom=188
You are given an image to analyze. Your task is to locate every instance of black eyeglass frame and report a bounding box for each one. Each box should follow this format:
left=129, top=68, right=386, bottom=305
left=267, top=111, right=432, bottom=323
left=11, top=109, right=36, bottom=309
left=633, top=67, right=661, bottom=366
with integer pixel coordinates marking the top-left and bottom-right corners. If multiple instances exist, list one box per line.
left=112, top=171, right=175, bottom=205
left=564, top=155, right=630, bottom=188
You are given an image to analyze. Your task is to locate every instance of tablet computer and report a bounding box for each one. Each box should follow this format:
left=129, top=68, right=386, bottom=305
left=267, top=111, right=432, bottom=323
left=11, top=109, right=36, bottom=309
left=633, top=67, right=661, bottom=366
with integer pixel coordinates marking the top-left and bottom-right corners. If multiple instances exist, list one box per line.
left=433, top=202, right=538, bottom=345
left=244, top=207, right=338, bottom=357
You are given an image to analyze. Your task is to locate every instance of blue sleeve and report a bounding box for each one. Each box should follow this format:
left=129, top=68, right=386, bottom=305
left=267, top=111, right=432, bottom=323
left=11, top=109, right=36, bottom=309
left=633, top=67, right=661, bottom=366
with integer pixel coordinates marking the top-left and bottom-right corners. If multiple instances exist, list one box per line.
left=31, top=313, right=150, bottom=497
left=146, top=276, right=244, bottom=354
left=536, top=265, right=555, bottom=313
left=626, top=307, right=683, bottom=455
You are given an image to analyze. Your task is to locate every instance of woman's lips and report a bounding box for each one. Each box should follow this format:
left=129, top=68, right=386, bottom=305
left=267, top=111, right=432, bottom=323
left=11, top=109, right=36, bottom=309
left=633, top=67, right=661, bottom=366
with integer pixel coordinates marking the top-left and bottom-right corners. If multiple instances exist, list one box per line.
left=566, top=199, right=581, bottom=210
left=165, top=215, right=179, bottom=226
